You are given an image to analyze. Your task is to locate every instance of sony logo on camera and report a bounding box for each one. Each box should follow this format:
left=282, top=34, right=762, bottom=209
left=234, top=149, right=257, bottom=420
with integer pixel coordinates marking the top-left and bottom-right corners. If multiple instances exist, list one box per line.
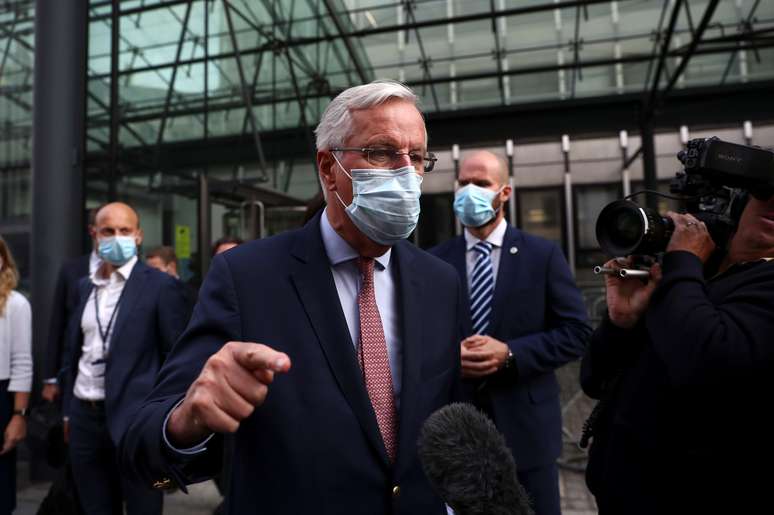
left=716, top=153, right=743, bottom=163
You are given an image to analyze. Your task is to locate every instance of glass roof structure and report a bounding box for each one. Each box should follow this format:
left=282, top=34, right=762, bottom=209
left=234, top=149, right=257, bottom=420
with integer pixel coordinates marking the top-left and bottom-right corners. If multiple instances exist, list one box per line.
left=2, top=0, right=774, bottom=202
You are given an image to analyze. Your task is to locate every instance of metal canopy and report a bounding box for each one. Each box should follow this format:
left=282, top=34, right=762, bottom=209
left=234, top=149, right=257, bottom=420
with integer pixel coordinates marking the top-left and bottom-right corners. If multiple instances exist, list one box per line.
left=3, top=0, right=774, bottom=201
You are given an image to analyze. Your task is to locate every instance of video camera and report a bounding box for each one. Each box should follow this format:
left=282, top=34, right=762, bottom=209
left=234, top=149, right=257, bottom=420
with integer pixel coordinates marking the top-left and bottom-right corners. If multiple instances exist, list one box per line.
left=595, top=137, right=774, bottom=262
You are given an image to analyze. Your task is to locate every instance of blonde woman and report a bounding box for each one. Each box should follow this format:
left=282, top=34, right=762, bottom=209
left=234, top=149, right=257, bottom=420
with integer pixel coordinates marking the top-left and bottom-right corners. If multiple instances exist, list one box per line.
left=0, top=237, right=31, bottom=515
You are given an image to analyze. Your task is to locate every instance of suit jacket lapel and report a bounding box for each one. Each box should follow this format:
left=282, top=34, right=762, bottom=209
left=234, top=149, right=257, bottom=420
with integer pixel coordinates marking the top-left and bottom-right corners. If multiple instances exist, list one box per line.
left=109, top=262, right=148, bottom=355
left=392, top=242, right=423, bottom=474
left=289, top=216, right=390, bottom=467
left=69, top=279, right=94, bottom=382
left=449, top=236, right=473, bottom=336
left=488, top=225, right=523, bottom=336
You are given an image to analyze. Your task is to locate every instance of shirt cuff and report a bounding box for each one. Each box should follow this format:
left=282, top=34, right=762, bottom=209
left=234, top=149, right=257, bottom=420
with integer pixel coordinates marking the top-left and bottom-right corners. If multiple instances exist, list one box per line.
left=43, top=378, right=58, bottom=385
left=162, top=399, right=214, bottom=456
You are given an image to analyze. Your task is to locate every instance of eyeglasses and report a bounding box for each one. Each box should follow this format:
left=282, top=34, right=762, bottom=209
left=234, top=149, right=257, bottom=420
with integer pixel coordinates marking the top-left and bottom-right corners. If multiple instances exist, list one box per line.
left=330, top=147, right=437, bottom=172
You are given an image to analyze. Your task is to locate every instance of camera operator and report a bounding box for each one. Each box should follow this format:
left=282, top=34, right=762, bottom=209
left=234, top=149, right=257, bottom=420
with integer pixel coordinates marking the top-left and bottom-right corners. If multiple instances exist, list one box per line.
left=581, top=194, right=774, bottom=514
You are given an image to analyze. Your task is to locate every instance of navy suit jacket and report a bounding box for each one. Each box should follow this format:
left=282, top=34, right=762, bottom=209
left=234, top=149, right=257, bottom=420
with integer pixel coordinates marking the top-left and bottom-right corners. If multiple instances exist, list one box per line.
left=430, top=225, right=591, bottom=470
left=120, top=214, right=462, bottom=515
left=44, top=254, right=90, bottom=380
left=61, top=261, right=191, bottom=445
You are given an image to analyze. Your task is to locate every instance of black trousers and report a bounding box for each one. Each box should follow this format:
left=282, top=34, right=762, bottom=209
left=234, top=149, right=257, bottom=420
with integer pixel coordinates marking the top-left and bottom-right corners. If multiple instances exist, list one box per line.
left=68, top=399, right=162, bottom=515
left=517, top=463, right=561, bottom=515
left=0, top=380, right=15, bottom=515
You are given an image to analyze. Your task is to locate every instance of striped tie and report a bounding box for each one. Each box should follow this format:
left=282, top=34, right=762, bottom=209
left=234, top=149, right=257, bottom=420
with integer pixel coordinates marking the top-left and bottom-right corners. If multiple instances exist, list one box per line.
left=470, top=241, right=494, bottom=335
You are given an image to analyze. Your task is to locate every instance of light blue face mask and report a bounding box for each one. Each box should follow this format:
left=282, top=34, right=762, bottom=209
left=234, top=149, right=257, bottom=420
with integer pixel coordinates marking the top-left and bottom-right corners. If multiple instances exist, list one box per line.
left=333, top=156, right=423, bottom=246
left=98, top=235, right=138, bottom=266
left=453, top=184, right=503, bottom=228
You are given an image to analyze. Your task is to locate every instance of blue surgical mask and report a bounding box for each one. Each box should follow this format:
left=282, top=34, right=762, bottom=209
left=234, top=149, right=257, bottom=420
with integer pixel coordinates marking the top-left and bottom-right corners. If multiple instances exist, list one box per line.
left=453, top=184, right=503, bottom=228
left=333, top=156, right=423, bottom=246
left=98, top=235, right=137, bottom=266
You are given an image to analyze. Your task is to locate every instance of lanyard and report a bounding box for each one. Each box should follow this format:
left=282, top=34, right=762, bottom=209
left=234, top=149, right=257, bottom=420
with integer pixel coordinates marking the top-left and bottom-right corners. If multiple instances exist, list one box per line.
left=93, top=283, right=126, bottom=357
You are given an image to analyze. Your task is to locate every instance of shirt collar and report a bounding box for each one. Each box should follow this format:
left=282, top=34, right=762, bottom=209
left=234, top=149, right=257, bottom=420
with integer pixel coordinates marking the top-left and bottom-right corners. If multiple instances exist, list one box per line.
left=319, top=207, right=391, bottom=270
left=91, top=255, right=138, bottom=286
left=89, top=250, right=101, bottom=275
left=464, top=218, right=507, bottom=251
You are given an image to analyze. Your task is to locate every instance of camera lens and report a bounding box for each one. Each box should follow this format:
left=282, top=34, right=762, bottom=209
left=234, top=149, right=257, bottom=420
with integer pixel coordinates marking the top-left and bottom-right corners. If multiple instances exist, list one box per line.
left=610, top=208, right=642, bottom=249
left=596, top=200, right=674, bottom=256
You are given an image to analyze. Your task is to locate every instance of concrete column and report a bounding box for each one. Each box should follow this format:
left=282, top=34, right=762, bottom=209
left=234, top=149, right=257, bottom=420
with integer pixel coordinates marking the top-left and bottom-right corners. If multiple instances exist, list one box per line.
left=31, top=1, right=88, bottom=384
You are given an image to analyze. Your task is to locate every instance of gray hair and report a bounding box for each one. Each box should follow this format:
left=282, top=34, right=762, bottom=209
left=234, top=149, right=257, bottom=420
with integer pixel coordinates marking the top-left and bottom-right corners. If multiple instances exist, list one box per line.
left=315, top=80, right=422, bottom=150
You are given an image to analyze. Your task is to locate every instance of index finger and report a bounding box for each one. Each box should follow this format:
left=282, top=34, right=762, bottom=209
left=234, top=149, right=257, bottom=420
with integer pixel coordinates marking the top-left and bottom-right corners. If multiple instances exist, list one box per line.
left=230, top=342, right=291, bottom=373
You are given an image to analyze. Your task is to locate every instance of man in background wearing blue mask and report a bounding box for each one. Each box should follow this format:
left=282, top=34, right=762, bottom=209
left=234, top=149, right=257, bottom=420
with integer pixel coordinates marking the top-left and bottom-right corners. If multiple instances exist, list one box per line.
left=121, top=81, right=464, bottom=514
left=431, top=150, right=591, bottom=515
left=61, top=202, right=190, bottom=515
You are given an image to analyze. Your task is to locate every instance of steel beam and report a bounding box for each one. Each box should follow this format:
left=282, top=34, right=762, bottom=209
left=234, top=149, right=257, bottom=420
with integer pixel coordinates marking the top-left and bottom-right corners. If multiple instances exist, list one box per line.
left=0, top=9, right=17, bottom=80
left=720, top=0, right=762, bottom=84
left=645, top=0, right=684, bottom=116
left=402, top=0, right=440, bottom=111
left=223, top=0, right=269, bottom=179
left=154, top=1, right=193, bottom=160
left=661, top=0, right=721, bottom=98
left=83, top=35, right=774, bottom=129
left=321, top=0, right=369, bottom=83
left=108, top=0, right=120, bottom=199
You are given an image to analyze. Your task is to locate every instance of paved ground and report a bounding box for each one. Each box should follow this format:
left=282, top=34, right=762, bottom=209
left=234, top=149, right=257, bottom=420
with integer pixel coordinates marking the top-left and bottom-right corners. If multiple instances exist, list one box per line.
left=15, top=469, right=596, bottom=515
left=15, top=477, right=222, bottom=515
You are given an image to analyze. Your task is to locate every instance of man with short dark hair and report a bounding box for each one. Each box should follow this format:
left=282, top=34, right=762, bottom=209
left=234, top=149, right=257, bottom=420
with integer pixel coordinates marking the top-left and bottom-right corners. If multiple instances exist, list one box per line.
left=146, top=246, right=179, bottom=279
left=62, top=202, right=190, bottom=515
left=42, top=206, right=103, bottom=403
left=211, top=236, right=243, bottom=257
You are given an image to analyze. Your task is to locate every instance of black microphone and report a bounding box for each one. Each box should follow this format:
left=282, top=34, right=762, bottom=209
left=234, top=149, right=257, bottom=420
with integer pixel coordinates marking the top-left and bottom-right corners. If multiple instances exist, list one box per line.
left=418, top=403, right=533, bottom=515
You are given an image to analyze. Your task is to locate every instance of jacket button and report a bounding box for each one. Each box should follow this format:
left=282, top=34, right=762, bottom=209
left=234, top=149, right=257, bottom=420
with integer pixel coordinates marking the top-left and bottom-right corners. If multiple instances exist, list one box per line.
left=392, top=485, right=400, bottom=497
left=152, top=478, right=172, bottom=490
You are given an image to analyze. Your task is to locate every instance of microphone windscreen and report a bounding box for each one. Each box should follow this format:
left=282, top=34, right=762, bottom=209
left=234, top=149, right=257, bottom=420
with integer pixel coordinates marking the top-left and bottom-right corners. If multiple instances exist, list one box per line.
left=418, top=403, right=533, bottom=515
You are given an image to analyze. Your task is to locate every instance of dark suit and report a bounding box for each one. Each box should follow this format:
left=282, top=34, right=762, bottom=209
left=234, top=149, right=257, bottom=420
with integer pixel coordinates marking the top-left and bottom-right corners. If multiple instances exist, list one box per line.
left=62, top=261, right=190, bottom=515
left=431, top=224, right=591, bottom=515
left=44, top=254, right=90, bottom=381
left=120, top=214, right=462, bottom=515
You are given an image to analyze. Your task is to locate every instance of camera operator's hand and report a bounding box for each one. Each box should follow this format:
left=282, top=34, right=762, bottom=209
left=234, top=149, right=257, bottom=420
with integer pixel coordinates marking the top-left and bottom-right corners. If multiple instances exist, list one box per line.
left=604, top=258, right=663, bottom=329
left=665, top=212, right=716, bottom=263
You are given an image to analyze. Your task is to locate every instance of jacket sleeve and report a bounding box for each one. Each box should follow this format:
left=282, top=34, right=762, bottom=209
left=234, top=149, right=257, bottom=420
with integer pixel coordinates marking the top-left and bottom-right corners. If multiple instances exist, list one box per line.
left=60, top=278, right=91, bottom=419
left=156, top=277, right=194, bottom=359
left=508, top=243, right=592, bottom=382
left=119, top=254, right=241, bottom=490
left=8, top=294, right=33, bottom=393
left=580, top=317, right=648, bottom=399
left=645, top=251, right=774, bottom=388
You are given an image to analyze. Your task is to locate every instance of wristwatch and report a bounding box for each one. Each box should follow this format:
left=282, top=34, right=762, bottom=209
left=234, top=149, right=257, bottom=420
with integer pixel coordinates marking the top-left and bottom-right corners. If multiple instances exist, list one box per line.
left=12, top=408, right=28, bottom=418
left=502, top=348, right=515, bottom=370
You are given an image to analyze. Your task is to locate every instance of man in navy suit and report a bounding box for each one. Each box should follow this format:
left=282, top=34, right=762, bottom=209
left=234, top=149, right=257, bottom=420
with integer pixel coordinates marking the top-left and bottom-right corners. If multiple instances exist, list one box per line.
left=42, top=208, right=102, bottom=403
left=61, top=202, right=190, bottom=515
left=120, top=80, right=461, bottom=515
left=430, top=150, right=591, bottom=515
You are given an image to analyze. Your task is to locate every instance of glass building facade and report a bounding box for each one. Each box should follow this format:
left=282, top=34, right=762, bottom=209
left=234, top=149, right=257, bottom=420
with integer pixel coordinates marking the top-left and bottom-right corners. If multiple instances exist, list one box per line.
left=2, top=0, right=774, bottom=287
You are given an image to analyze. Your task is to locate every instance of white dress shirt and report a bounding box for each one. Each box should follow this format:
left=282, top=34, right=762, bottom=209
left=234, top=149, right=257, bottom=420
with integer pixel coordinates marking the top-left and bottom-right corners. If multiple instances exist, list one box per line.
left=0, top=290, right=33, bottom=392
left=464, top=218, right=507, bottom=289
left=43, top=251, right=102, bottom=386
left=74, top=256, right=137, bottom=401
left=89, top=250, right=101, bottom=276
left=319, top=207, right=403, bottom=408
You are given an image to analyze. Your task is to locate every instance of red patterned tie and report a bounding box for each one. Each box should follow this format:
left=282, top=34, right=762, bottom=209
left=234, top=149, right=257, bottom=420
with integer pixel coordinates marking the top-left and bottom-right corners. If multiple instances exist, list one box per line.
left=356, top=256, right=398, bottom=462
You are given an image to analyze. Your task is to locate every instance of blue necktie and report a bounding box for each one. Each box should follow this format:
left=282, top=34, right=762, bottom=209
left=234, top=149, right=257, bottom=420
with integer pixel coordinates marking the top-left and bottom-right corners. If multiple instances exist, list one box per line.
left=470, top=241, right=494, bottom=335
